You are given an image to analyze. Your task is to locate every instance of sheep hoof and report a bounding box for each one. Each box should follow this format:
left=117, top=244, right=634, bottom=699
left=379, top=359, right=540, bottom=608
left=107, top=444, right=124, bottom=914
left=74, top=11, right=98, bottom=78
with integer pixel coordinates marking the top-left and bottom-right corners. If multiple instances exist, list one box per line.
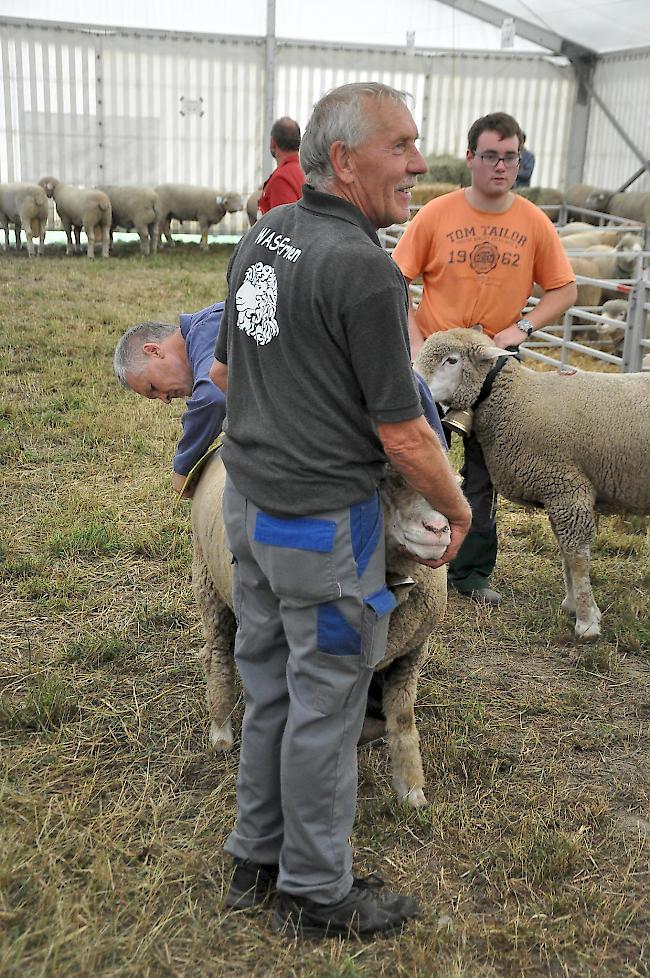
left=209, top=719, right=234, bottom=751
left=403, top=787, right=428, bottom=808
left=560, top=598, right=576, bottom=616
left=574, top=619, right=601, bottom=641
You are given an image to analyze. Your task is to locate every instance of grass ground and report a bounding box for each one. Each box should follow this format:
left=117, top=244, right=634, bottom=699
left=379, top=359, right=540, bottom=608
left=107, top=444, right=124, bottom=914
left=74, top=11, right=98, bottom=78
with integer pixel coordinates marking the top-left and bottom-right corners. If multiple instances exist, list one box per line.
left=1, top=242, right=649, bottom=978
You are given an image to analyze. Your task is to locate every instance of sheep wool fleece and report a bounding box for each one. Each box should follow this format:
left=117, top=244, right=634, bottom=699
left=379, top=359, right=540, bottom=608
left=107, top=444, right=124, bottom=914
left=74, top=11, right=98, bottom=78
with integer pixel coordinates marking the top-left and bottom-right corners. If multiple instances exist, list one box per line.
left=215, top=186, right=424, bottom=903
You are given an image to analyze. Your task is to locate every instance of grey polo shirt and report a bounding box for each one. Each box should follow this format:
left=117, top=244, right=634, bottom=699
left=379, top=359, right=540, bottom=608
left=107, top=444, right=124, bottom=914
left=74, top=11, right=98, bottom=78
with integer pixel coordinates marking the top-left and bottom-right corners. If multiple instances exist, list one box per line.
left=214, top=185, right=423, bottom=515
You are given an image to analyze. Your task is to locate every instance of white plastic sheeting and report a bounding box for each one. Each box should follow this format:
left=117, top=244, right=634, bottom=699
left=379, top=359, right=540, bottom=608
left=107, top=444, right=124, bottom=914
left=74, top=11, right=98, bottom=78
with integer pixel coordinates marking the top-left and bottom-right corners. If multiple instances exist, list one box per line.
left=584, top=48, right=650, bottom=194
left=0, top=18, right=576, bottom=236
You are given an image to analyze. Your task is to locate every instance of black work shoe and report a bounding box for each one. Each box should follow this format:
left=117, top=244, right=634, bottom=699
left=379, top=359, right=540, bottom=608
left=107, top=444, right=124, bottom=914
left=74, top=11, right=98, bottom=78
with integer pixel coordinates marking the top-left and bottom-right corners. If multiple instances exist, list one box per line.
left=270, top=876, right=419, bottom=939
left=224, top=858, right=279, bottom=909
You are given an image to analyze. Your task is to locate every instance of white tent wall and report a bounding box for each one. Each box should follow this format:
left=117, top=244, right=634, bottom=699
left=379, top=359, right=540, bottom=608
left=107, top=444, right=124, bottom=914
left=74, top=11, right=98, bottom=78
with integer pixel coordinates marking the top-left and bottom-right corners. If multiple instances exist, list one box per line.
left=583, top=47, right=650, bottom=194
left=0, top=16, right=644, bottom=238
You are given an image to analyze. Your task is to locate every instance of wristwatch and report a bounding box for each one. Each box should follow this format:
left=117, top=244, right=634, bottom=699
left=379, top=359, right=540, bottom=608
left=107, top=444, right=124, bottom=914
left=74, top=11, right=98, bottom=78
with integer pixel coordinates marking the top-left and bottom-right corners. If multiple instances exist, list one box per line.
left=516, top=318, right=536, bottom=337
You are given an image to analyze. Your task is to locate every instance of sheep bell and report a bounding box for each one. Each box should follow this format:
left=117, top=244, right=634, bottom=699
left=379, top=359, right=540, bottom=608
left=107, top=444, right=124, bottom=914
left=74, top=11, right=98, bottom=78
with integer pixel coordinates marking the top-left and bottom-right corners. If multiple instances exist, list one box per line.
left=442, top=406, right=474, bottom=437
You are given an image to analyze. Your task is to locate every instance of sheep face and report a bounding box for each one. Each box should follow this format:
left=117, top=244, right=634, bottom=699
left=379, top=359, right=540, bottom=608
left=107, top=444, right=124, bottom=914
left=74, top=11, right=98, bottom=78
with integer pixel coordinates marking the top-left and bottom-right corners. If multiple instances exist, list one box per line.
left=615, top=233, right=644, bottom=275
left=596, top=300, right=628, bottom=342
left=414, top=329, right=509, bottom=409
left=584, top=189, right=612, bottom=212
left=38, top=176, right=58, bottom=199
left=381, top=470, right=451, bottom=560
left=218, top=192, right=244, bottom=214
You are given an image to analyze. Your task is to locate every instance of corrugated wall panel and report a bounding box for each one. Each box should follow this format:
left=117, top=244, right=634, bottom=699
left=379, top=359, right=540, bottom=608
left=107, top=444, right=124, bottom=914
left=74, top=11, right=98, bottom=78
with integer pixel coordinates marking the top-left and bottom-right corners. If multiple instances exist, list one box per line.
left=1, top=17, right=585, bottom=239
left=584, top=49, right=650, bottom=194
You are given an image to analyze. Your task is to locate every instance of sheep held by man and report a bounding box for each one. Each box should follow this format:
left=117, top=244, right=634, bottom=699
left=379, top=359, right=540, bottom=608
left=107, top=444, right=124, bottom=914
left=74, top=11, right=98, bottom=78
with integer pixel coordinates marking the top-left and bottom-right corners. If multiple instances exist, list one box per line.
left=191, top=451, right=451, bottom=809
left=97, top=185, right=161, bottom=256
left=0, top=182, right=49, bottom=256
left=415, top=328, right=650, bottom=641
left=155, top=184, right=244, bottom=249
left=38, top=177, right=111, bottom=259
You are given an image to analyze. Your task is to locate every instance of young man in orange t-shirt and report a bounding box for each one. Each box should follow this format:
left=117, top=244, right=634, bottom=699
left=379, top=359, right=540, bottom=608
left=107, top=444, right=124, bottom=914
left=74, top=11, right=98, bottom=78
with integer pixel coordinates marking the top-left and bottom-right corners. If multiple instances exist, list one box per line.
left=393, top=112, right=576, bottom=605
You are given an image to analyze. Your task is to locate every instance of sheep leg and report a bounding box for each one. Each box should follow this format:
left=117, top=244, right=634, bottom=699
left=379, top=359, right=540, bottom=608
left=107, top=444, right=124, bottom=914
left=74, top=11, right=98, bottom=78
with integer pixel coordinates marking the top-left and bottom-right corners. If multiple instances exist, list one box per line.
left=135, top=222, right=149, bottom=256
left=381, top=647, right=428, bottom=808
left=0, top=216, right=9, bottom=250
left=561, top=545, right=602, bottom=640
left=14, top=220, right=23, bottom=251
left=199, top=221, right=209, bottom=251
left=62, top=219, right=75, bottom=256
left=101, top=223, right=110, bottom=259
left=148, top=221, right=158, bottom=255
left=191, top=542, right=238, bottom=750
left=85, top=222, right=95, bottom=259
left=73, top=225, right=82, bottom=254
left=160, top=217, right=174, bottom=247
left=546, top=496, right=601, bottom=640
left=38, top=227, right=45, bottom=256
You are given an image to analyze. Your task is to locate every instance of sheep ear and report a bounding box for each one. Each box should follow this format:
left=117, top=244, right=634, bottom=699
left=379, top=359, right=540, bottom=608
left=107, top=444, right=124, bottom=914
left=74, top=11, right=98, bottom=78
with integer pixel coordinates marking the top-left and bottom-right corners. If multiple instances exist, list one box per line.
left=215, top=194, right=224, bottom=206
left=469, top=323, right=483, bottom=333
left=476, top=346, right=517, bottom=362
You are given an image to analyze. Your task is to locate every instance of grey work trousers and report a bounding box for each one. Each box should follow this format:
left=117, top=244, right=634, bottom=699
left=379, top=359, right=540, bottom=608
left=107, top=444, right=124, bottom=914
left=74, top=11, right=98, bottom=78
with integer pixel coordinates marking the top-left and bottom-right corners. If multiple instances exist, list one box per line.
left=222, top=475, right=395, bottom=904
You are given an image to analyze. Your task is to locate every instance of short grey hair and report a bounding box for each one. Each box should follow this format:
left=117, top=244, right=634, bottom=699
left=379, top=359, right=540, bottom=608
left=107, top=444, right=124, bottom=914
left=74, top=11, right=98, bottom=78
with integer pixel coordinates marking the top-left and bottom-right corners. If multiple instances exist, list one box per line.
left=300, top=82, right=411, bottom=191
left=113, top=321, right=176, bottom=389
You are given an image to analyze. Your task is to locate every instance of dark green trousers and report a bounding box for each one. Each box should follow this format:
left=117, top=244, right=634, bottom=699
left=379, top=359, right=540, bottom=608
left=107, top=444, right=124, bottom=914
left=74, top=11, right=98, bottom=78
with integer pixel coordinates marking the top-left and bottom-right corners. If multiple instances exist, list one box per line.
left=448, top=432, right=498, bottom=593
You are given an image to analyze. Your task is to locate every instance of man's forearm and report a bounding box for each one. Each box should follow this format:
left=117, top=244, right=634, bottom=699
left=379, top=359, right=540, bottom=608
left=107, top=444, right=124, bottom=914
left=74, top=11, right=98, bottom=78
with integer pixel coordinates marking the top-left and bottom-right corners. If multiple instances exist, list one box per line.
left=377, top=417, right=470, bottom=525
left=209, top=358, right=228, bottom=392
left=494, top=281, right=578, bottom=350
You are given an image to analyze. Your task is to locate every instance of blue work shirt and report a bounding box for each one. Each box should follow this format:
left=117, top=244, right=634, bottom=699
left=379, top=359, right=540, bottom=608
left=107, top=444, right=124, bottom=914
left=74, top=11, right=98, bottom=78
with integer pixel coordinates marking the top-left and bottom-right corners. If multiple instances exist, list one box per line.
left=174, top=303, right=227, bottom=475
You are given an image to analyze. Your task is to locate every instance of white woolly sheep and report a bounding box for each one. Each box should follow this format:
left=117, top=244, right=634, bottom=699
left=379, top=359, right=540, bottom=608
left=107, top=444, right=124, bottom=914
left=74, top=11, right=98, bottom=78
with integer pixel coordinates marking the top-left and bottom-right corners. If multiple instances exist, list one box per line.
left=97, top=186, right=161, bottom=256
left=38, top=177, right=111, bottom=259
left=558, top=222, right=611, bottom=237
left=604, top=191, right=650, bottom=226
left=584, top=233, right=645, bottom=279
left=559, top=229, right=620, bottom=248
left=566, top=184, right=612, bottom=221
left=155, top=184, right=244, bottom=250
left=415, top=328, right=650, bottom=640
left=595, top=299, right=650, bottom=354
left=191, top=451, right=451, bottom=809
left=0, top=182, right=48, bottom=257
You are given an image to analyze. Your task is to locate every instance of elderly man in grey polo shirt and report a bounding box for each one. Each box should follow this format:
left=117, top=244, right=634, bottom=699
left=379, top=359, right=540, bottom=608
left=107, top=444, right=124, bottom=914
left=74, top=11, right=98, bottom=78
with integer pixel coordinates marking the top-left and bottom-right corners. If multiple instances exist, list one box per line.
left=209, top=82, right=471, bottom=940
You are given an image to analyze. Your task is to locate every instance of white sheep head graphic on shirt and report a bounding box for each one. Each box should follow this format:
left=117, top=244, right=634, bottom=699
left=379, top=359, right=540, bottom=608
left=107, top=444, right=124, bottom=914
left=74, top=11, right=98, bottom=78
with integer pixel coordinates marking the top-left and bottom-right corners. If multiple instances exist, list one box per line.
left=235, top=262, right=279, bottom=345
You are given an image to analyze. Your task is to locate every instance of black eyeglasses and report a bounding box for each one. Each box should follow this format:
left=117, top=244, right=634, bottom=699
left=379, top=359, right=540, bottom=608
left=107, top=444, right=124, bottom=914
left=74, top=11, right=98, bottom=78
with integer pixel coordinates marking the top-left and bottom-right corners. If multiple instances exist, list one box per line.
left=474, top=151, right=521, bottom=168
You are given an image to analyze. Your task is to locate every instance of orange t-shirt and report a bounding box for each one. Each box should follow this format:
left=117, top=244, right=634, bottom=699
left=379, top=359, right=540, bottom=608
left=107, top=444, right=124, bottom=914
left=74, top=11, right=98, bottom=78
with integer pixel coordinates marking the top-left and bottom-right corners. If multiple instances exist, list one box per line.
left=392, top=189, right=574, bottom=338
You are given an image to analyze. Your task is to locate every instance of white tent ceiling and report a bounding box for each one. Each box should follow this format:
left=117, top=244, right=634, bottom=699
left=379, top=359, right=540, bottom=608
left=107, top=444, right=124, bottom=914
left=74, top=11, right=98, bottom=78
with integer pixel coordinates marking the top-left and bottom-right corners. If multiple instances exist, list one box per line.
left=474, top=0, right=650, bottom=54
left=1, top=0, right=649, bottom=54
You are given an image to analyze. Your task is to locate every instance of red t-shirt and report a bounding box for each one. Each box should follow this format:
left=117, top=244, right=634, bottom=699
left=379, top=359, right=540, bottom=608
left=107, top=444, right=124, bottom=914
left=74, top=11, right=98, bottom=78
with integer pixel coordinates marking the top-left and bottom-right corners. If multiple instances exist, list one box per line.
left=258, top=154, right=305, bottom=215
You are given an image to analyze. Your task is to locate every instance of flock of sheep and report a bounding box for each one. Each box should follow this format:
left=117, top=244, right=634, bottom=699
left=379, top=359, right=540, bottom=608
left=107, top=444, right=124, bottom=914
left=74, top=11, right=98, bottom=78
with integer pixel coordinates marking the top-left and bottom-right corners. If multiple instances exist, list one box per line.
left=0, top=179, right=244, bottom=258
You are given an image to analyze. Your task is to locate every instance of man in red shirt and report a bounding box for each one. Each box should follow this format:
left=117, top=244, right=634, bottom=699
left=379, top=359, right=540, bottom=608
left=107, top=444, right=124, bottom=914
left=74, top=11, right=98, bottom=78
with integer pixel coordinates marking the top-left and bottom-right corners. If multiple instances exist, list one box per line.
left=257, top=117, right=305, bottom=217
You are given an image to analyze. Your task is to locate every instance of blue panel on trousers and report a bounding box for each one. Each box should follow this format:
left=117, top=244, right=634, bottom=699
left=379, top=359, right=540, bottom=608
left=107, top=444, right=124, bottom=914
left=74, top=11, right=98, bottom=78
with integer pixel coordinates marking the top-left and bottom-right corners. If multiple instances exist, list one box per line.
left=317, top=603, right=361, bottom=656
left=364, top=586, right=398, bottom=618
left=349, top=491, right=381, bottom=577
left=254, top=512, right=336, bottom=552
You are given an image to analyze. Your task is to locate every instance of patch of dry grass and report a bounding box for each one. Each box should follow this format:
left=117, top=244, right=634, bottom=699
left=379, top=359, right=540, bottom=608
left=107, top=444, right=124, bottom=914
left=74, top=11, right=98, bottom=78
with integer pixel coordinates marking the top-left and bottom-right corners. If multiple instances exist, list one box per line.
left=1, top=245, right=649, bottom=978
